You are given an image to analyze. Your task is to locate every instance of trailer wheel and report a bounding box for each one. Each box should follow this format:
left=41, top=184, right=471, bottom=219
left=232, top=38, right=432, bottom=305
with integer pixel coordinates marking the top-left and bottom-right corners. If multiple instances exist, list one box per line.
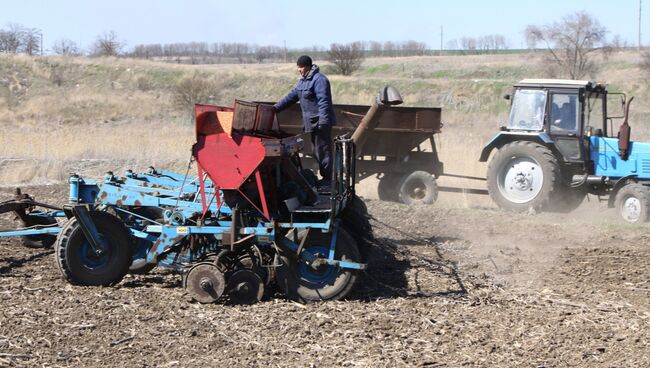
left=20, top=213, right=58, bottom=249
left=615, top=183, right=650, bottom=223
left=55, top=211, right=132, bottom=286
left=397, top=171, right=438, bottom=205
left=276, top=227, right=360, bottom=303
left=487, top=141, right=560, bottom=212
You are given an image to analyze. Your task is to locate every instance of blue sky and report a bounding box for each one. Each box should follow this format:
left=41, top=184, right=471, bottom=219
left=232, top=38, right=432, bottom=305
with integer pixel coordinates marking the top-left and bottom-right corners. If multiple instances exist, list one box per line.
left=0, top=0, right=646, bottom=52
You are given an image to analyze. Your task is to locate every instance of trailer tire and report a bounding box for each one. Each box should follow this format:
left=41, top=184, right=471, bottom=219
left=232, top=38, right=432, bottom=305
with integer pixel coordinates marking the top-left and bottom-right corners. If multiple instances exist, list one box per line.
left=276, top=227, right=360, bottom=303
left=615, top=183, right=650, bottom=223
left=55, top=211, right=132, bottom=286
left=487, top=141, right=560, bottom=212
left=397, top=171, right=438, bottom=205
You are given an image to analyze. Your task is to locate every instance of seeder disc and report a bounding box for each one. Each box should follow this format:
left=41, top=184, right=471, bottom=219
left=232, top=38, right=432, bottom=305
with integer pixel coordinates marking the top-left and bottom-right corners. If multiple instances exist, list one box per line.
left=185, top=263, right=226, bottom=303
left=226, top=269, right=264, bottom=305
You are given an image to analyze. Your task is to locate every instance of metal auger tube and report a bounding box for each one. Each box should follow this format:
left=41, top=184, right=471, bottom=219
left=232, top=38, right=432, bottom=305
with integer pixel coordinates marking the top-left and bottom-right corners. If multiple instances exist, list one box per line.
left=350, top=86, right=403, bottom=157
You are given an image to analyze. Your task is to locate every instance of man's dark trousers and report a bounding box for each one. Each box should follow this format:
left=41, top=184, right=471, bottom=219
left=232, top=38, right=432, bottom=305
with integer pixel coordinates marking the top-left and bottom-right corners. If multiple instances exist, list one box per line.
left=311, top=125, right=332, bottom=182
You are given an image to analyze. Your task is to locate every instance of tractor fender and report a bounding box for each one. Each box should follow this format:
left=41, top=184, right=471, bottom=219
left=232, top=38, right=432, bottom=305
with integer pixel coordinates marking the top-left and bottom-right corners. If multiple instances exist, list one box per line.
left=479, top=131, right=554, bottom=162
left=607, top=175, right=639, bottom=208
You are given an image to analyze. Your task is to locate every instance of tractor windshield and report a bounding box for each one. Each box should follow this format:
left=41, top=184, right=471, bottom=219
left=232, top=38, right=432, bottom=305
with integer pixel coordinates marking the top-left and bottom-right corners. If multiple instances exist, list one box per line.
left=508, top=89, right=546, bottom=131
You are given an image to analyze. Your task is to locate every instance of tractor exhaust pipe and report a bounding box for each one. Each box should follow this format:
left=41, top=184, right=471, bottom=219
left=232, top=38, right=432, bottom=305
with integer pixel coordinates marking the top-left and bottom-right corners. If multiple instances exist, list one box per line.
left=618, top=96, right=634, bottom=161
left=351, top=86, right=403, bottom=156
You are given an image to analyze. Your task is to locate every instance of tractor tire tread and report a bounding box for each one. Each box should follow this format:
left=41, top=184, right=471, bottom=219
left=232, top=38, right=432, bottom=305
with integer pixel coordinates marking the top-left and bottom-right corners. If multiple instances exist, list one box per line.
left=487, top=141, right=560, bottom=213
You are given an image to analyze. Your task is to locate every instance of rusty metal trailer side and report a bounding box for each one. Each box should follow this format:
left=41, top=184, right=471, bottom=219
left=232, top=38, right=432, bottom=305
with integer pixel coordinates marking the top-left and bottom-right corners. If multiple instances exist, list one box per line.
left=273, top=103, right=444, bottom=204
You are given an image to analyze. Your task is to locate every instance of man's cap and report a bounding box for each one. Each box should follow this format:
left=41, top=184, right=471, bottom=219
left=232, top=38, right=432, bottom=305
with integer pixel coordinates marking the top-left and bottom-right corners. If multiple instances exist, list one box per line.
left=296, top=55, right=313, bottom=67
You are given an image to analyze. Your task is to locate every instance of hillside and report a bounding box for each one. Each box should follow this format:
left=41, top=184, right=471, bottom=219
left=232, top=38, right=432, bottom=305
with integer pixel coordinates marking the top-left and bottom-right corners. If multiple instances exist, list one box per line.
left=1, top=51, right=649, bottom=193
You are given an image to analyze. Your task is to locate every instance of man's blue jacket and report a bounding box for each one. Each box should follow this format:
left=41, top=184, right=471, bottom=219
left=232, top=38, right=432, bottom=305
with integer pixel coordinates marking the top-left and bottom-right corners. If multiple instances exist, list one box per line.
left=274, top=65, right=336, bottom=132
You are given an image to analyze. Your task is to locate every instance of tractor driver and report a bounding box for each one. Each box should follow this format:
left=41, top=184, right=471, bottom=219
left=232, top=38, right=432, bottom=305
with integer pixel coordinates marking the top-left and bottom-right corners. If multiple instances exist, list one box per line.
left=274, top=55, right=336, bottom=188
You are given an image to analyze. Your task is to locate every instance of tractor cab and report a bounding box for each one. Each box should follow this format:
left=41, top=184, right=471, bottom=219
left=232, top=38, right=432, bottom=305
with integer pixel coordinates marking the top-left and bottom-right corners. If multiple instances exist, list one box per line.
left=502, top=79, right=611, bottom=165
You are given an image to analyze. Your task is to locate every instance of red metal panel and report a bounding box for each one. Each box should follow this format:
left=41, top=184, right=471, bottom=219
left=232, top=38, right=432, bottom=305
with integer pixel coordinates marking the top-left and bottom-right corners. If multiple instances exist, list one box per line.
left=194, top=132, right=265, bottom=189
left=194, top=104, right=234, bottom=137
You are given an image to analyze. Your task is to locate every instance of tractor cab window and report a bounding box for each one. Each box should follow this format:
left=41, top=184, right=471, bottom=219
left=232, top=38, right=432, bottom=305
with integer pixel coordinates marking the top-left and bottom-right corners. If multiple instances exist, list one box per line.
left=508, top=89, right=546, bottom=131
left=586, top=92, right=605, bottom=136
left=550, top=93, right=578, bottom=134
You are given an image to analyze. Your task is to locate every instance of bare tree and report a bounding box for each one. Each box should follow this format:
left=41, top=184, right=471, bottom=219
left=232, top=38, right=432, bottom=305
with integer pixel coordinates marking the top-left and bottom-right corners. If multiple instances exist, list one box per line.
left=255, top=46, right=271, bottom=63
left=52, top=38, right=81, bottom=56
left=608, top=34, right=628, bottom=51
left=383, top=41, right=396, bottom=57
left=327, top=42, right=365, bottom=75
left=369, top=41, right=382, bottom=57
left=0, top=23, right=24, bottom=53
left=460, top=37, right=477, bottom=54
left=525, top=11, right=607, bottom=79
left=445, top=39, right=459, bottom=51
left=21, top=28, right=40, bottom=55
left=92, top=31, right=124, bottom=56
left=172, top=73, right=218, bottom=115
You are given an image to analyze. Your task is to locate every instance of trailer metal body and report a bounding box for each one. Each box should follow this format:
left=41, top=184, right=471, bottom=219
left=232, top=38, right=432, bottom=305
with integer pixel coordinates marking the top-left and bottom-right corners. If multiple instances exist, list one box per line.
left=274, top=102, right=446, bottom=204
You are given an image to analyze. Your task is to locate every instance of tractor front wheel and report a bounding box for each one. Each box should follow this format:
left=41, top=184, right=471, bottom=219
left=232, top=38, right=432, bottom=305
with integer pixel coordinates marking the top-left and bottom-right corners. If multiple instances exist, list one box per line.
left=55, top=211, right=132, bottom=286
left=615, top=183, right=650, bottom=223
left=487, top=141, right=560, bottom=212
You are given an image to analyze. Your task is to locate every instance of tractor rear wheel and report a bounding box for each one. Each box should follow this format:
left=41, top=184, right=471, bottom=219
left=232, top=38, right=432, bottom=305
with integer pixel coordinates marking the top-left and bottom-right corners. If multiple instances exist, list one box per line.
left=615, top=183, right=650, bottom=223
left=487, top=141, right=560, bottom=212
left=276, top=227, right=360, bottom=303
left=397, top=171, right=438, bottom=205
left=55, top=211, right=132, bottom=286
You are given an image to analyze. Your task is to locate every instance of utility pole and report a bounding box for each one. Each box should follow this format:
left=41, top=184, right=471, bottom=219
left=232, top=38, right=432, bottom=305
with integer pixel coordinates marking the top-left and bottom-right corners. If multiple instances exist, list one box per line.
left=40, top=31, right=43, bottom=56
left=283, top=40, right=287, bottom=62
left=637, top=0, right=641, bottom=51
left=439, top=25, right=443, bottom=56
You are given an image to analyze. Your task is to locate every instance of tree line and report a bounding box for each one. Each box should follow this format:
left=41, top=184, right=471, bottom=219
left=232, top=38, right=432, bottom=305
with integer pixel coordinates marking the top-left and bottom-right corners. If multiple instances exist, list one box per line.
left=0, top=11, right=643, bottom=79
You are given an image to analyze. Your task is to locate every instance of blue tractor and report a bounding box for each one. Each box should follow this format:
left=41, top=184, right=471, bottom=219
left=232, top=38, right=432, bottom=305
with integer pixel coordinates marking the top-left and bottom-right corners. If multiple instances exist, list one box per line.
left=480, top=79, right=650, bottom=222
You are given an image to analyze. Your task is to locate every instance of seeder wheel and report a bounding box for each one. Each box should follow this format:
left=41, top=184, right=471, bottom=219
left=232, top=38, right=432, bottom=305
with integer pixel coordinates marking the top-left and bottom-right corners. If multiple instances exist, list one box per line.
left=276, top=227, right=360, bottom=303
left=226, top=269, right=264, bottom=305
left=184, top=262, right=226, bottom=303
left=55, top=211, right=132, bottom=286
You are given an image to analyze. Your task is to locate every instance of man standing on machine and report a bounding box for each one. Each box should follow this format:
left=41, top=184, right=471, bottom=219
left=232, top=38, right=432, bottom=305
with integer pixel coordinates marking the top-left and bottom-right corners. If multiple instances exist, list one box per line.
left=274, top=55, right=336, bottom=188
